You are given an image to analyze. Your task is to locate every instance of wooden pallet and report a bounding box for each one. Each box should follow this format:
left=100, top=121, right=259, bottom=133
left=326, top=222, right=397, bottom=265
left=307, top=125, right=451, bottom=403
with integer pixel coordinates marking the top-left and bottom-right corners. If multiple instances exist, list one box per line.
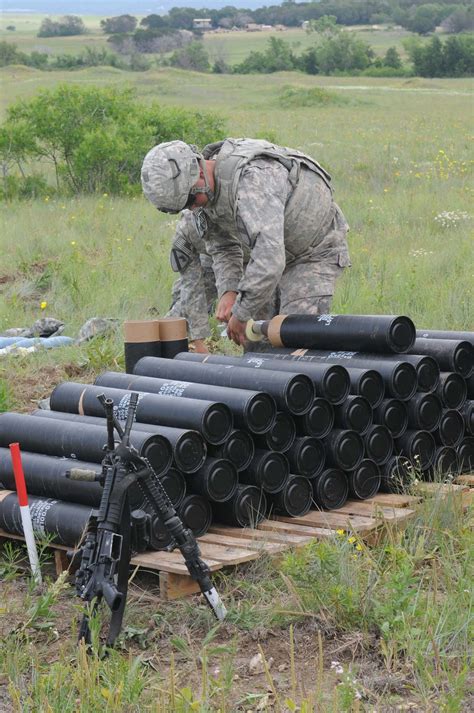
left=0, top=483, right=469, bottom=601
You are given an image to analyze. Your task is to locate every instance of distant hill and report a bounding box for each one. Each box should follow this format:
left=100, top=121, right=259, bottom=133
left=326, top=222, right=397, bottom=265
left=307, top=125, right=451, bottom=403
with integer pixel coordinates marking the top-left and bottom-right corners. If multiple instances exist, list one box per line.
left=2, top=0, right=274, bottom=14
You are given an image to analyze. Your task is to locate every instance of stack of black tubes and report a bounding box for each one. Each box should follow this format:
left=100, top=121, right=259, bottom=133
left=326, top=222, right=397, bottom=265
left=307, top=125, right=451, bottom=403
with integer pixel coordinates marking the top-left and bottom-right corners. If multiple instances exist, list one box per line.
left=0, top=314, right=472, bottom=549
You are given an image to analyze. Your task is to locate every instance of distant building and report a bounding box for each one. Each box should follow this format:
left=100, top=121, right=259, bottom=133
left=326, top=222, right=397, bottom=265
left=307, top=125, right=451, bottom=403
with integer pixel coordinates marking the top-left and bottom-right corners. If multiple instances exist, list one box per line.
left=302, top=21, right=310, bottom=30
left=193, top=18, right=212, bottom=30
left=246, top=23, right=274, bottom=32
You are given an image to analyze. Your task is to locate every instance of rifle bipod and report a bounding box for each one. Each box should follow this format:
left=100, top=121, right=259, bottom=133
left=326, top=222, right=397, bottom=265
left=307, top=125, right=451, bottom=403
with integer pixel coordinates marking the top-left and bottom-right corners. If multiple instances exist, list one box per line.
left=68, top=391, right=227, bottom=648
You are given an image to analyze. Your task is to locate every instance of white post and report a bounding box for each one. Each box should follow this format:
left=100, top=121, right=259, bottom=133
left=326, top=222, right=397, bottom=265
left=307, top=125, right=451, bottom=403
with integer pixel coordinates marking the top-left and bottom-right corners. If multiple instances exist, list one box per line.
left=9, top=442, right=42, bottom=586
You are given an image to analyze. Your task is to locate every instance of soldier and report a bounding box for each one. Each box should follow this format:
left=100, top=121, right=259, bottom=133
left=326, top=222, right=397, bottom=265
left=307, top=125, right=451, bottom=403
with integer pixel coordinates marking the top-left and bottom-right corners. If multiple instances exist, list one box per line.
left=142, top=138, right=350, bottom=346
left=166, top=209, right=217, bottom=354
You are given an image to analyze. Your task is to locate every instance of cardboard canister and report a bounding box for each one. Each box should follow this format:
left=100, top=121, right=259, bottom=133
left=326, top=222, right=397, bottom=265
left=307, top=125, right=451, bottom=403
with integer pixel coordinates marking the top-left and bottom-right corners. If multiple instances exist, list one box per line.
left=159, top=317, right=189, bottom=359
left=124, top=320, right=161, bottom=374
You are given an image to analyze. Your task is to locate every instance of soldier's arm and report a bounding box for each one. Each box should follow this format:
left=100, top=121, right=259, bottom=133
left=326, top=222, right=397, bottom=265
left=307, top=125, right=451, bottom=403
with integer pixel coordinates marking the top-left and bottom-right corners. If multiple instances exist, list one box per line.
left=204, top=221, right=244, bottom=298
left=231, top=161, right=290, bottom=322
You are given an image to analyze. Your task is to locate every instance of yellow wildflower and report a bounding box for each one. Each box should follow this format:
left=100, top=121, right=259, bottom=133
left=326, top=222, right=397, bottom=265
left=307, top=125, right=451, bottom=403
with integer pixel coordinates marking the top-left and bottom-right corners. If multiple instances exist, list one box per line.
left=336, top=529, right=345, bottom=536
left=40, top=301, right=47, bottom=310
left=71, top=241, right=76, bottom=246
left=348, top=536, right=356, bottom=544
left=356, top=544, right=363, bottom=551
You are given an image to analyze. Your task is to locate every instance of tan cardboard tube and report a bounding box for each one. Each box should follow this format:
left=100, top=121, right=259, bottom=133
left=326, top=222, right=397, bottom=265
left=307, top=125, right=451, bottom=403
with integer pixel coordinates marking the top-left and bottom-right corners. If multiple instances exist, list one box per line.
left=123, top=320, right=160, bottom=344
left=159, top=318, right=188, bottom=342
left=267, top=314, right=287, bottom=348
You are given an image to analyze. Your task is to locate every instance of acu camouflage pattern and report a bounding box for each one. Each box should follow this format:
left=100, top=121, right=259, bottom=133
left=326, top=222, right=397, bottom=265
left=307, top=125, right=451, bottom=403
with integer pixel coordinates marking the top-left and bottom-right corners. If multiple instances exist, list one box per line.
left=200, top=139, right=350, bottom=322
left=166, top=210, right=217, bottom=340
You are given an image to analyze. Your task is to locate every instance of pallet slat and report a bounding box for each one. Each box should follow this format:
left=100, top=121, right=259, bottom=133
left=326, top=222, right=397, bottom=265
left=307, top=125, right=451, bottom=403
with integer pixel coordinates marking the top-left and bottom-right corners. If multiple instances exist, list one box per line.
left=2, top=480, right=460, bottom=601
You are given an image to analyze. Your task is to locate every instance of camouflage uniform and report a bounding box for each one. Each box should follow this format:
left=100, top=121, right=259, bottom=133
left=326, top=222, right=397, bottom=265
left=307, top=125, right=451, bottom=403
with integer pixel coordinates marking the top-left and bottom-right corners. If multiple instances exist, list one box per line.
left=165, top=210, right=216, bottom=341
left=199, top=138, right=350, bottom=322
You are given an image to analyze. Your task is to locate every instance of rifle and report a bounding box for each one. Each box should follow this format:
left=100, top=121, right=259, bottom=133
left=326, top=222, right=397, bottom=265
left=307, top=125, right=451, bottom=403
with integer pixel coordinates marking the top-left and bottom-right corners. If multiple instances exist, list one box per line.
left=68, top=392, right=226, bottom=647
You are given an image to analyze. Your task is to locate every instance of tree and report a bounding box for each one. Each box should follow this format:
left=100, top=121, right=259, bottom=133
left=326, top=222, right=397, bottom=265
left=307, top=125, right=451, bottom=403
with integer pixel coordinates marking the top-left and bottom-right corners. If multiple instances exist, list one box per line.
left=384, top=46, right=402, bottom=69
left=1, top=85, right=225, bottom=194
left=169, top=42, right=210, bottom=72
left=140, top=14, right=169, bottom=30
left=440, top=7, right=474, bottom=33
left=406, top=4, right=443, bottom=35
left=38, top=16, right=85, bottom=37
left=100, top=15, right=137, bottom=34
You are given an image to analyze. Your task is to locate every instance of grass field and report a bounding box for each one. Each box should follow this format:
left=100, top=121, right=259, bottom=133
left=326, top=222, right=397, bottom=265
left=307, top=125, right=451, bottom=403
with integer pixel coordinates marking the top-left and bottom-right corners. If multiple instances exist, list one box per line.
left=0, top=56, right=473, bottom=712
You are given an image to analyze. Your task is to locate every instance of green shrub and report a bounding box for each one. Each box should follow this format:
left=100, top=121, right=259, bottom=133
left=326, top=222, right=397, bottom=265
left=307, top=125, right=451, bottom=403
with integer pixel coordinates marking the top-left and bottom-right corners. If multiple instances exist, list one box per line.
left=0, top=85, right=226, bottom=196
left=278, top=85, right=348, bottom=108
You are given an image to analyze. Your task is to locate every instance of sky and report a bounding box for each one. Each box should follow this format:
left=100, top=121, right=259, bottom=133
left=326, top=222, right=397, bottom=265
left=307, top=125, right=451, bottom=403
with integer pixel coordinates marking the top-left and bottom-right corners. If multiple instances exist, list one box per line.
left=2, top=0, right=275, bottom=14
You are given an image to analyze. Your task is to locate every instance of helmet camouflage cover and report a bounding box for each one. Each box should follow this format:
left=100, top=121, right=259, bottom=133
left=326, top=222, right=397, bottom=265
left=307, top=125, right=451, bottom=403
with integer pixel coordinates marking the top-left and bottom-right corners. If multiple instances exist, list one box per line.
left=141, top=140, right=201, bottom=213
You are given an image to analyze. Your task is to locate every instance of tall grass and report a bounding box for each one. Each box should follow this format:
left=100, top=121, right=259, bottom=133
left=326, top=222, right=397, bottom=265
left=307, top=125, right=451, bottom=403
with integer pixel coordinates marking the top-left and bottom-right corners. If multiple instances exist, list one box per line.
left=1, top=488, right=472, bottom=710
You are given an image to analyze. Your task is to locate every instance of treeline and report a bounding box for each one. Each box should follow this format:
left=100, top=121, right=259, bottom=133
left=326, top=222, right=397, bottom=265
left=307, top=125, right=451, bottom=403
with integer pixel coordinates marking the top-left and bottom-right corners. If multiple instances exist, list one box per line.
left=105, top=1, right=473, bottom=35
left=0, top=42, right=151, bottom=71
left=171, top=23, right=473, bottom=77
left=0, top=85, right=225, bottom=200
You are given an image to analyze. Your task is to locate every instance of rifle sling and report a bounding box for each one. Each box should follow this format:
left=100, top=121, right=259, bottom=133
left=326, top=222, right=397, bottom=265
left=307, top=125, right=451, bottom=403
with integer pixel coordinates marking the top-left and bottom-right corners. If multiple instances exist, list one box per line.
left=106, top=495, right=131, bottom=647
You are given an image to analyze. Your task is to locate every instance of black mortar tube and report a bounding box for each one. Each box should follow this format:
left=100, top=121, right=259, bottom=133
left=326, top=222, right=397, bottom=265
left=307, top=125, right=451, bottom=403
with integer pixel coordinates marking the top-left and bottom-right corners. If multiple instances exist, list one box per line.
left=239, top=449, right=290, bottom=494
left=212, top=485, right=267, bottom=527
left=267, top=349, right=418, bottom=401
left=457, top=437, right=474, bottom=473
left=178, top=494, right=212, bottom=537
left=364, top=425, right=394, bottom=466
left=435, top=409, right=465, bottom=447
left=0, top=490, right=92, bottom=547
left=186, top=458, right=238, bottom=503
left=435, top=373, right=467, bottom=410
left=0, top=412, right=171, bottom=475
left=416, top=328, right=474, bottom=346
left=0, top=448, right=102, bottom=507
left=461, top=401, right=473, bottom=436
left=348, top=368, right=385, bottom=407
left=253, top=411, right=296, bottom=453
left=379, top=456, right=412, bottom=493
left=467, top=375, right=474, bottom=399
left=407, top=338, right=474, bottom=378
left=266, top=476, right=313, bottom=517
left=323, top=429, right=364, bottom=471
left=312, top=469, right=348, bottom=510
left=154, top=468, right=186, bottom=508
left=395, top=430, right=436, bottom=471
left=136, top=356, right=314, bottom=415
left=405, top=393, right=442, bottom=433
left=262, top=314, right=416, bottom=353
left=179, top=352, right=349, bottom=406
left=50, top=382, right=233, bottom=446
left=31, top=409, right=206, bottom=474
left=429, top=446, right=459, bottom=478
left=293, top=399, right=334, bottom=438
left=95, top=371, right=275, bottom=435
left=207, top=430, right=255, bottom=472
left=334, top=395, right=373, bottom=435
left=285, top=436, right=325, bottom=478
left=373, top=399, right=408, bottom=439
left=347, top=459, right=381, bottom=500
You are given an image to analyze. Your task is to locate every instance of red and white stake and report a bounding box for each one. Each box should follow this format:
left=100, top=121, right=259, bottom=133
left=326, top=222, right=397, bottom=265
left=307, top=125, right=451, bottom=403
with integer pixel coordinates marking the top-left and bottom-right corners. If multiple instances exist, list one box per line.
left=9, top=442, right=42, bottom=585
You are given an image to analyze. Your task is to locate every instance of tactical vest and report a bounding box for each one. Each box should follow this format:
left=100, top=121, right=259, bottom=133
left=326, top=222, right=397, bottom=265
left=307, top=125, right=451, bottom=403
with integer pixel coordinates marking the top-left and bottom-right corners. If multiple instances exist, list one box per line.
left=203, top=139, right=332, bottom=223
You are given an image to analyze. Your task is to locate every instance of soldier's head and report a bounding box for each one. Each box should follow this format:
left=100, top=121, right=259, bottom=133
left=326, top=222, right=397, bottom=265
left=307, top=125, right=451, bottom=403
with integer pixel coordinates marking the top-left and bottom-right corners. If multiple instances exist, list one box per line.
left=141, top=141, right=214, bottom=214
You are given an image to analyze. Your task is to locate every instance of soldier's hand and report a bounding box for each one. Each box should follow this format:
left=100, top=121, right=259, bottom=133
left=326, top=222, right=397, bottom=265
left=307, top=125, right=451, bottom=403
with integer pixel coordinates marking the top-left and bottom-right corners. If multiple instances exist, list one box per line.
left=216, top=291, right=238, bottom=322
left=227, top=316, right=247, bottom=346
left=190, top=339, right=209, bottom=354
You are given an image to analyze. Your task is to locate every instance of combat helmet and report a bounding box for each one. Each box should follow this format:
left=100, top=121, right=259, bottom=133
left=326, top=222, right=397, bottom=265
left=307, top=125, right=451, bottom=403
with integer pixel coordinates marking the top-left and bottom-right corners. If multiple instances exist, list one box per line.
left=141, top=140, right=213, bottom=214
